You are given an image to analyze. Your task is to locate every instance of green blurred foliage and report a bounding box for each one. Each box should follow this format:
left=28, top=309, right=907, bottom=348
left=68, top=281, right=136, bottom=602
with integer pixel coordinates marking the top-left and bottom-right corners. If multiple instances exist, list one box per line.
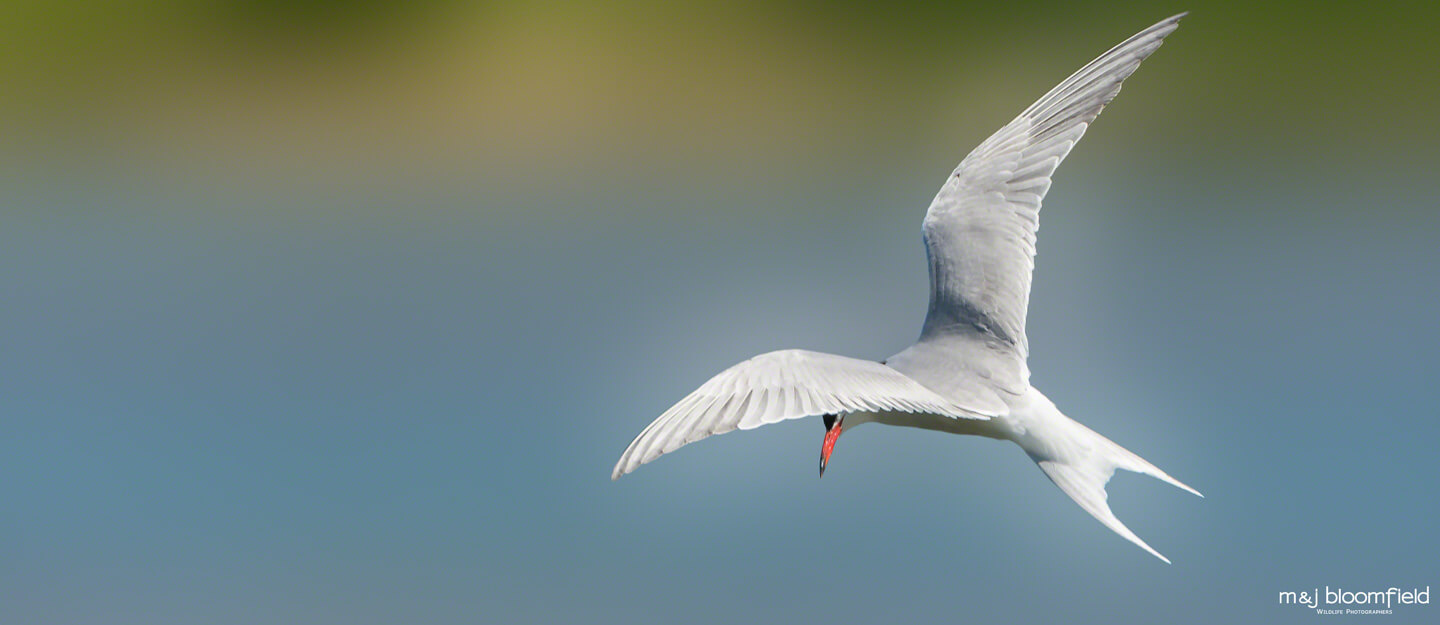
left=2, top=1, right=1437, bottom=199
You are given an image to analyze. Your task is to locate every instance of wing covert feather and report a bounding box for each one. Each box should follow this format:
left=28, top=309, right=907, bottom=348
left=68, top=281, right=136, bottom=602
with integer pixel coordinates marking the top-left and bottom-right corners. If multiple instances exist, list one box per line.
left=920, top=14, right=1185, bottom=361
left=612, top=349, right=991, bottom=479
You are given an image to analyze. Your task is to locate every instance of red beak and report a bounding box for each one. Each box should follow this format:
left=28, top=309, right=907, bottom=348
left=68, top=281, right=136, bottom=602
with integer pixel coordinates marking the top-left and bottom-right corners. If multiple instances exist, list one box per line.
left=819, top=415, right=843, bottom=477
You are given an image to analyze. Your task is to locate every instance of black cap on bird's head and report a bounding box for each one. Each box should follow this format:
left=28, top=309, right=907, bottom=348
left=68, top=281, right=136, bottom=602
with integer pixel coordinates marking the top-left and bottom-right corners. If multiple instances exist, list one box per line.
left=819, top=413, right=844, bottom=477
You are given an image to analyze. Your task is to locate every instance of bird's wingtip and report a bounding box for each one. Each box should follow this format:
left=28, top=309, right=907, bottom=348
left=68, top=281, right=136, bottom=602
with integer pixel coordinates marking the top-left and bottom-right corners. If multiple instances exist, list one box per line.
left=1151, top=12, right=1187, bottom=32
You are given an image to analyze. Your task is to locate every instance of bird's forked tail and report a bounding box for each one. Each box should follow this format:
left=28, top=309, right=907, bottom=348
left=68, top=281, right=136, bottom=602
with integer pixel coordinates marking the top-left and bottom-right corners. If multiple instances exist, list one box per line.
left=1029, top=420, right=1202, bottom=564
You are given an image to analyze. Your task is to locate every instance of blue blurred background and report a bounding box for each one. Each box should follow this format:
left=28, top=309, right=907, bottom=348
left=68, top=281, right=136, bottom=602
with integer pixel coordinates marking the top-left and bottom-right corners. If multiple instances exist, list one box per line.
left=3, top=2, right=1438, bottom=623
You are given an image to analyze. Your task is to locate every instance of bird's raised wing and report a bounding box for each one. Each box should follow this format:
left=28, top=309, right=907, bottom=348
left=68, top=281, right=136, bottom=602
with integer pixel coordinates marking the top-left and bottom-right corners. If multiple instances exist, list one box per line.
left=612, top=349, right=991, bottom=479
left=919, top=14, right=1184, bottom=361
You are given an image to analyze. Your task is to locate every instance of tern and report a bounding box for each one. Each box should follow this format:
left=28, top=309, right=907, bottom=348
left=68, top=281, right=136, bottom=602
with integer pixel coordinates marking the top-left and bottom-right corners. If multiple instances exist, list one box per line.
left=613, top=13, right=1201, bottom=563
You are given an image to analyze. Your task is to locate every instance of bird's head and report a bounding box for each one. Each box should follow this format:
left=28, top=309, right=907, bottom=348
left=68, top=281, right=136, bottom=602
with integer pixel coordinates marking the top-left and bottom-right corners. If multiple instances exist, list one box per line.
left=819, top=413, right=844, bottom=477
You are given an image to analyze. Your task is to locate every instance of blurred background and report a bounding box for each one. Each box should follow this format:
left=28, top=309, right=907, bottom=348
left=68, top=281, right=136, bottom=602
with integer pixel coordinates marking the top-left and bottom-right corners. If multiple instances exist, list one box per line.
left=3, top=2, right=1438, bottom=623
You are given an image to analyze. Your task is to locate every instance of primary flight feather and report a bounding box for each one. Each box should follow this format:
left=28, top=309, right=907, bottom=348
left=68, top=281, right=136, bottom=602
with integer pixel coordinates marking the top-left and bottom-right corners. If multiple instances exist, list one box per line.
left=613, top=13, right=1200, bottom=563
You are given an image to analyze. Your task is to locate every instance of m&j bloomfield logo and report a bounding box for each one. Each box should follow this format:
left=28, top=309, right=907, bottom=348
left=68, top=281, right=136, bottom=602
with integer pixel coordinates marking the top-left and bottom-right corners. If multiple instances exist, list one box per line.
left=1279, top=586, right=1430, bottom=616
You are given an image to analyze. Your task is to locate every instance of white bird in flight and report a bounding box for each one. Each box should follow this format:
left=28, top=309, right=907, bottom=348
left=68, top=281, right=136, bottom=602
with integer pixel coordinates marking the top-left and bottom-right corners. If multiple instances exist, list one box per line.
left=613, top=13, right=1201, bottom=563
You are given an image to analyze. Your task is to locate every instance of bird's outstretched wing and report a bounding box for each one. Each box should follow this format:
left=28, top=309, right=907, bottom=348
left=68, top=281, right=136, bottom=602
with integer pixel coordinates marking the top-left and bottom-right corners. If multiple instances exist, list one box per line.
left=919, top=14, right=1185, bottom=362
left=612, top=349, right=991, bottom=479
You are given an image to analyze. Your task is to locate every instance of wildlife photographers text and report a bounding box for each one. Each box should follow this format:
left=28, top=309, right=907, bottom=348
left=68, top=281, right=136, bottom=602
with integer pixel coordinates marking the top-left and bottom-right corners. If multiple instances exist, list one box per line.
left=1278, top=587, right=1429, bottom=615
